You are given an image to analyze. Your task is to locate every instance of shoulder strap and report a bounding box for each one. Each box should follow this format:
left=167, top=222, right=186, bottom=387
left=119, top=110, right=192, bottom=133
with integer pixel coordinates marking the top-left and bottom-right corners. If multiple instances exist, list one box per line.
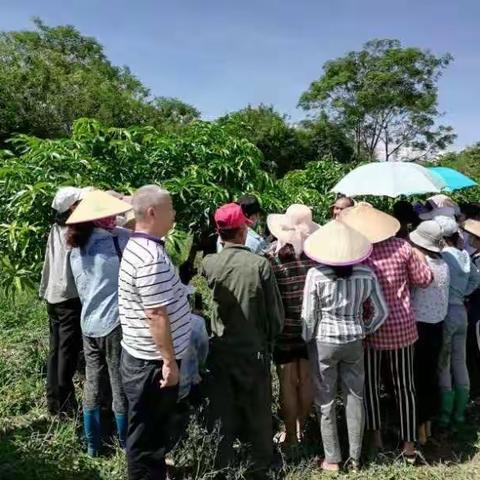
left=112, top=236, right=122, bottom=260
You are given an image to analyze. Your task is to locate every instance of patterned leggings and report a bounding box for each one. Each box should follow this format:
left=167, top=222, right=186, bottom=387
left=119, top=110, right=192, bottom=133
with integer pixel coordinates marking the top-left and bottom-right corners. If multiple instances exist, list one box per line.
left=364, top=345, right=417, bottom=443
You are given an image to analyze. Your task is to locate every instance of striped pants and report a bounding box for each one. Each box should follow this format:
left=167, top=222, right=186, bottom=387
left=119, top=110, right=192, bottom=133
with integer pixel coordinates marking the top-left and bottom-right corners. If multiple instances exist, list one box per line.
left=364, top=345, right=417, bottom=443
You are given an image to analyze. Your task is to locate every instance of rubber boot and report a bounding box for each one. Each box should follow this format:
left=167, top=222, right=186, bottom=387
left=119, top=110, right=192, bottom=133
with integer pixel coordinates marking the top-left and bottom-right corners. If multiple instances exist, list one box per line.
left=452, top=386, right=470, bottom=427
left=114, top=413, right=128, bottom=450
left=438, top=390, right=455, bottom=429
left=83, top=407, right=101, bottom=457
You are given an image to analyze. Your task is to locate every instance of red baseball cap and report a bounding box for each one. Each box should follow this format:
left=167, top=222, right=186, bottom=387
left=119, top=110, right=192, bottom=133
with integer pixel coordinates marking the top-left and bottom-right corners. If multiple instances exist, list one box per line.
left=214, top=203, right=253, bottom=230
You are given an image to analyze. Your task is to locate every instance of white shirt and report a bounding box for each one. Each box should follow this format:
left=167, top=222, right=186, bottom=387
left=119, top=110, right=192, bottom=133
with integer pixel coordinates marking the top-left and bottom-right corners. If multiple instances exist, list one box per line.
left=412, top=256, right=450, bottom=324
left=118, top=236, right=192, bottom=360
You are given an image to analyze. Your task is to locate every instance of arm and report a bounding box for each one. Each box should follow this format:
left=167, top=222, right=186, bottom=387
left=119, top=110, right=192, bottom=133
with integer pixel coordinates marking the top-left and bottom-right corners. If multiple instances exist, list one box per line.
left=261, top=260, right=285, bottom=343
left=137, top=255, right=180, bottom=388
left=144, top=306, right=179, bottom=388
left=363, top=273, right=389, bottom=336
left=301, top=268, right=318, bottom=343
left=466, top=258, right=480, bottom=296
left=195, top=319, right=209, bottom=367
left=407, top=244, right=433, bottom=288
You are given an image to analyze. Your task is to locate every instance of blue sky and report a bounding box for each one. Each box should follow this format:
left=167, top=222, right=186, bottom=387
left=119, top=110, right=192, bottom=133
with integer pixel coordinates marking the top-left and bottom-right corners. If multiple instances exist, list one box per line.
left=1, top=0, right=479, bottom=149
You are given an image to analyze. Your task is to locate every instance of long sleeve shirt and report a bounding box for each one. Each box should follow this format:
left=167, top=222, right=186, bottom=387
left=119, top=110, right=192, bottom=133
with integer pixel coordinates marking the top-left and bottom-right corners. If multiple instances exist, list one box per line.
left=363, top=237, right=433, bottom=350
left=202, top=243, right=284, bottom=355
left=301, top=265, right=388, bottom=345
left=442, top=247, right=480, bottom=306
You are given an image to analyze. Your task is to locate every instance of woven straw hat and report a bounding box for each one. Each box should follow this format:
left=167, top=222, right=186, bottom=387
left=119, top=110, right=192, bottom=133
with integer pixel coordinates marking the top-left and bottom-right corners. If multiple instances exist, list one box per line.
left=66, top=190, right=132, bottom=225
left=304, top=220, right=372, bottom=266
left=340, top=202, right=400, bottom=243
left=462, top=219, right=480, bottom=239
left=267, top=204, right=319, bottom=256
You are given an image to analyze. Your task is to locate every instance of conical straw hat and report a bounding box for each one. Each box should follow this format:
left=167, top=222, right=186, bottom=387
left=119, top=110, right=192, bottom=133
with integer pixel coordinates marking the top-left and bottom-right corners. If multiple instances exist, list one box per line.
left=66, top=190, right=132, bottom=225
left=304, top=220, right=372, bottom=266
left=463, top=219, right=480, bottom=239
left=340, top=202, right=400, bottom=243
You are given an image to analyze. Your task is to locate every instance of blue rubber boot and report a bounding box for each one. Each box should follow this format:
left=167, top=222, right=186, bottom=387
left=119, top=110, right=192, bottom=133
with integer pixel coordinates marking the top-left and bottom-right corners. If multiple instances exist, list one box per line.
left=114, top=413, right=128, bottom=450
left=83, top=407, right=101, bottom=457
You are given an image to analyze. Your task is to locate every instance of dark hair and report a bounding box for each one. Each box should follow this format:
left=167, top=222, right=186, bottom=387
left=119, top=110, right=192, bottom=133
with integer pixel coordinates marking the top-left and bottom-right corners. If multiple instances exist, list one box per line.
left=460, top=202, right=480, bottom=220
left=66, top=222, right=95, bottom=248
left=331, top=265, right=353, bottom=278
left=393, top=200, right=418, bottom=225
left=237, top=195, right=261, bottom=218
left=54, top=209, right=71, bottom=226
left=218, top=227, right=242, bottom=242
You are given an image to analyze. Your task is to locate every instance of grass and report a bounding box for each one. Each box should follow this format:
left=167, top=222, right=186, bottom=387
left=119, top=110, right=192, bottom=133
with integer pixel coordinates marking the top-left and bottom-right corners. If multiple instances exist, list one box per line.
left=0, top=291, right=479, bottom=479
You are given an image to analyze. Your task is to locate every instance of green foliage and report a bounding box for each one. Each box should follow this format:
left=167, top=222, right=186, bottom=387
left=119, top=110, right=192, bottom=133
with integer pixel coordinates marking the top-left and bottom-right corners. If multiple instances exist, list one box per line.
left=436, top=143, right=480, bottom=203
left=0, top=119, right=278, bottom=289
left=300, top=39, right=456, bottom=161
left=1, top=290, right=480, bottom=479
left=277, top=158, right=349, bottom=223
left=0, top=19, right=199, bottom=143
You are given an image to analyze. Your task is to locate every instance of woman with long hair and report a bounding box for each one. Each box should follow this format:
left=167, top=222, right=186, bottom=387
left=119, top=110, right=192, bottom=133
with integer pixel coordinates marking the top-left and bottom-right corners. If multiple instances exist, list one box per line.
left=66, top=190, right=132, bottom=456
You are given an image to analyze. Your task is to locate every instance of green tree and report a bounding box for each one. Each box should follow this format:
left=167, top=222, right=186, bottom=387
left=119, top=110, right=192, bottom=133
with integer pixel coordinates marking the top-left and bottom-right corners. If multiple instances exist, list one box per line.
left=217, top=105, right=313, bottom=176
left=299, top=39, right=456, bottom=161
left=0, top=19, right=198, bottom=142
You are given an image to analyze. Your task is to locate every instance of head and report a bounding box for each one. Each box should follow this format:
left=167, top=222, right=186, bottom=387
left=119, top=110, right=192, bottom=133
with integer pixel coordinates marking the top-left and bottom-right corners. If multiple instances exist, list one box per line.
left=52, top=186, right=84, bottom=226
left=393, top=201, right=418, bottom=226
left=237, top=195, right=262, bottom=226
left=132, top=185, right=175, bottom=238
left=409, top=220, right=443, bottom=258
left=460, top=202, right=480, bottom=221
left=332, top=195, right=354, bottom=219
left=435, top=215, right=461, bottom=249
left=215, top=203, right=252, bottom=246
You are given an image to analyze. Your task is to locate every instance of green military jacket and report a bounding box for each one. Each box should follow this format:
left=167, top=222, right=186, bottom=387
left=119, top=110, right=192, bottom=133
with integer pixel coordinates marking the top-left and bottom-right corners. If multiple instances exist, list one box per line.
left=202, top=243, right=285, bottom=355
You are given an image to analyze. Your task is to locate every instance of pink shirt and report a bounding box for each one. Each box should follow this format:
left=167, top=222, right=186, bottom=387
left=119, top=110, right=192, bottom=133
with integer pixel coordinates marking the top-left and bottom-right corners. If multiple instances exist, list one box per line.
left=363, top=237, right=433, bottom=350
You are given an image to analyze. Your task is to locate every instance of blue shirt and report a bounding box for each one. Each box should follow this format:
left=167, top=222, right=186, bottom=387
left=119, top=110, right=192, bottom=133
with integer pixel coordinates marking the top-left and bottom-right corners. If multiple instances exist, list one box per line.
left=179, top=313, right=209, bottom=400
left=70, top=228, right=130, bottom=337
left=216, top=227, right=267, bottom=254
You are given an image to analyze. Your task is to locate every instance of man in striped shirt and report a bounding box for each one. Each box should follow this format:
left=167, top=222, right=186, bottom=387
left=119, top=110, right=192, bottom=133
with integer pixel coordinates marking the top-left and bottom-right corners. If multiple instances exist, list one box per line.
left=118, top=185, right=191, bottom=480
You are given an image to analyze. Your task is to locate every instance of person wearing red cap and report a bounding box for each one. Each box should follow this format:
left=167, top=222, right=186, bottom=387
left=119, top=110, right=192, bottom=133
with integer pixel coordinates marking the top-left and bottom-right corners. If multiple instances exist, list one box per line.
left=202, top=203, right=285, bottom=478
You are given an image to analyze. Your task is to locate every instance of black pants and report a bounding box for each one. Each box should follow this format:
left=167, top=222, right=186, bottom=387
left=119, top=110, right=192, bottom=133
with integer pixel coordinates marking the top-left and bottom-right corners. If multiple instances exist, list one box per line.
left=365, top=345, right=417, bottom=443
left=121, top=349, right=179, bottom=480
left=207, top=349, right=273, bottom=477
left=415, top=322, right=443, bottom=424
left=46, top=298, right=82, bottom=414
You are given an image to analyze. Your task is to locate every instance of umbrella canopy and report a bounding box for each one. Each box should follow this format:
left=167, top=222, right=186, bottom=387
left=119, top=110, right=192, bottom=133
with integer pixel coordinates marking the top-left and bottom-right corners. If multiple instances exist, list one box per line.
left=332, top=162, right=447, bottom=198
left=429, top=167, right=477, bottom=192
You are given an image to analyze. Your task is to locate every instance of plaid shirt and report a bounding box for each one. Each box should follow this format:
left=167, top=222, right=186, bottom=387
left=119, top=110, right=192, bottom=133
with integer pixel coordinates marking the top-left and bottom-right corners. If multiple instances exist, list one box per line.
left=363, top=237, right=433, bottom=350
left=265, top=243, right=317, bottom=353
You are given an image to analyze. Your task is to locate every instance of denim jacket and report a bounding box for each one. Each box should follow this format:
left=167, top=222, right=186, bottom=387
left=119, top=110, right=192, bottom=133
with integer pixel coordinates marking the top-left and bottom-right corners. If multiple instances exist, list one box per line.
left=70, top=228, right=130, bottom=337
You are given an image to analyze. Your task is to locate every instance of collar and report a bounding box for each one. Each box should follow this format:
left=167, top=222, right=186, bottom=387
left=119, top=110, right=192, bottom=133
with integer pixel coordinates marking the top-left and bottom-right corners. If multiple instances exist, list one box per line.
left=132, top=231, right=165, bottom=246
left=223, top=242, right=251, bottom=251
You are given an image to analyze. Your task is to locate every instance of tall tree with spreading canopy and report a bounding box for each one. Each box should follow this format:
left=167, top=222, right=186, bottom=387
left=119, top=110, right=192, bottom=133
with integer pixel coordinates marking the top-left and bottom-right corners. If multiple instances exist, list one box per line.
left=299, top=39, right=456, bottom=161
left=0, top=18, right=199, bottom=142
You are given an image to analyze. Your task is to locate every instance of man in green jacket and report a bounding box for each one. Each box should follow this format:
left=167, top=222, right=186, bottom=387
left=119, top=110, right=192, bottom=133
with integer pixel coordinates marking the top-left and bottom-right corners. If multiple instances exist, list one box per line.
left=202, top=203, right=284, bottom=478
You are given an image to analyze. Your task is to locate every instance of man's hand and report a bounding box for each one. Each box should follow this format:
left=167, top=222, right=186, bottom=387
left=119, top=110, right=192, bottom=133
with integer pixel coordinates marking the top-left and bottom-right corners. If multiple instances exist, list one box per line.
left=160, top=360, right=179, bottom=388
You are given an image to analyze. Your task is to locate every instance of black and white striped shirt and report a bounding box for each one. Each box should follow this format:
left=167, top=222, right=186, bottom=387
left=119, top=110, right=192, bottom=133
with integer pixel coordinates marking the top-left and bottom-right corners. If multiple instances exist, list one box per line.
left=118, top=236, right=191, bottom=360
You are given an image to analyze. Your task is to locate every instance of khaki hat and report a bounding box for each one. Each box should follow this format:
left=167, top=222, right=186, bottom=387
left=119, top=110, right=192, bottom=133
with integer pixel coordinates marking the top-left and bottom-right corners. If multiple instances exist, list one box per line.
left=462, top=219, right=480, bottom=239
left=340, top=202, right=400, bottom=243
left=304, top=220, right=372, bottom=266
left=409, top=221, right=444, bottom=253
left=66, top=190, right=132, bottom=225
left=267, top=204, right=319, bottom=256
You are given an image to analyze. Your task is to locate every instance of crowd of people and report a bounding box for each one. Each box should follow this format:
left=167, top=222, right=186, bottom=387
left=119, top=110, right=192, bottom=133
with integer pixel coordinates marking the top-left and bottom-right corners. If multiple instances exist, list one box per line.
left=40, top=185, right=480, bottom=479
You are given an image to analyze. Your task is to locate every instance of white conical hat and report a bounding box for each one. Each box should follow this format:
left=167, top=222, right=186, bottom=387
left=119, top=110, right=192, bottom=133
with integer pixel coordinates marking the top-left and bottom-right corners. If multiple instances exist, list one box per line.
left=66, top=190, right=132, bottom=224
left=340, top=202, right=400, bottom=243
left=462, top=219, right=480, bottom=239
left=304, top=220, right=372, bottom=266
